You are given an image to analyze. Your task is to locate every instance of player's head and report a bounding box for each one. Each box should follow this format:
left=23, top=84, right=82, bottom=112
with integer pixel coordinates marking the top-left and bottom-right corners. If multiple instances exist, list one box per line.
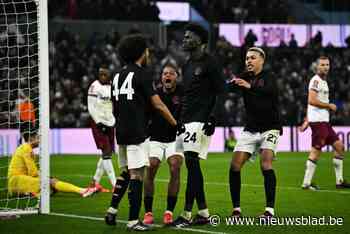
left=21, top=122, right=39, bottom=147
left=183, top=23, right=208, bottom=51
left=161, top=63, right=178, bottom=91
left=246, top=47, right=265, bottom=75
left=118, top=34, right=149, bottom=66
left=316, top=56, right=330, bottom=78
left=98, top=66, right=110, bottom=84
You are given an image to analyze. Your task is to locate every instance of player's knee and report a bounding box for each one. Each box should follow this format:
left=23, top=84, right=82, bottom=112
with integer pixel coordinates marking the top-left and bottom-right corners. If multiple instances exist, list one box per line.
left=260, top=161, right=273, bottom=171
left=130, top=167, right=145, bottom=180
left=333, top=140, right=344, bottom=153
left=185, top=154, right=199, bottom=170
left=149, top=158, right=160, bottom=169
left=168, top=157, right=182, bottom=171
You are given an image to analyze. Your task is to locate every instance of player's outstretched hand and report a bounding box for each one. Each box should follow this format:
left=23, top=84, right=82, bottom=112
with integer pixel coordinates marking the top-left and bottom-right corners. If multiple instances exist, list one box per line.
left=176, top=123, right=186, bottom=136
left=329, top=103, right=337, bottom=112
left=203, top=116, right=216, bottom=136
left=97, top=123, right=109, bottom=134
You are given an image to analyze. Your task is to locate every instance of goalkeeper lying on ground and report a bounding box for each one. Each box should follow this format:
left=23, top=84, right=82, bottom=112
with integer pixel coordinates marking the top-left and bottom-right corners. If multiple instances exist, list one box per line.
left=8, top=125, right=96, bottom=197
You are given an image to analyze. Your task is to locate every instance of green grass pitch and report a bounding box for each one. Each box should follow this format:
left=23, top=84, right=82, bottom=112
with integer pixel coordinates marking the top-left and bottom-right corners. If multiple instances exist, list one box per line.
left=1, top=152, right=350, bottom=234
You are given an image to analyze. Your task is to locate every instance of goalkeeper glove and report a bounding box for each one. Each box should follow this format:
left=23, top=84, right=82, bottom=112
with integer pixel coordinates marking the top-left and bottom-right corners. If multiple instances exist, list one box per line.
left=202, top=116, right=216, bottom=136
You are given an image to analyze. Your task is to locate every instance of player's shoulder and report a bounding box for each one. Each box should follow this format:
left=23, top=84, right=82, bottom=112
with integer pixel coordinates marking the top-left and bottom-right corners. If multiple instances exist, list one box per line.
left=88, top=80, right=100, bottom=90
left=17, top=143, right=32, bottom=155
left=309, top=74, right=322, bottom=83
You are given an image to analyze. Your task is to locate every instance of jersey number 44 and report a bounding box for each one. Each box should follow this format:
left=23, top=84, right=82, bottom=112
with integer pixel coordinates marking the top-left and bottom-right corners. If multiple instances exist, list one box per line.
left=113, top=72, right=135, bottom=100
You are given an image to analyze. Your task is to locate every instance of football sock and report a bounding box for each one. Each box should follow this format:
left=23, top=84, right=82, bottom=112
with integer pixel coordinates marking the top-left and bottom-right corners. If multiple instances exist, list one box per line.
left=102, top=158, right=117, bottom=186
left=184, top=152, right=199, bottom=212
left=111, top=171, right=130, bottom=209
left=196, top=164, right=207, bottom=210
left=263, top=169, right=276, bottom=208
left=181, top=211, right=192, bottom=220
left=333, top=156, right=344, bottom=184
left=144, top=196, right=153, bottom=213
left=229, top=168, right=241, bottom=208
left=167, top=195, right=178, bottom=212
left=198, top=208, right=210, bottom=218
left=93, top=158, right=104, bottom=183
left=265, top=207, right=275, bottom=216
left=128, top=179, right=143, bottom=221
left=302, top=159, right=317, bottom=186
left=53, top=181, right=82, bottom=194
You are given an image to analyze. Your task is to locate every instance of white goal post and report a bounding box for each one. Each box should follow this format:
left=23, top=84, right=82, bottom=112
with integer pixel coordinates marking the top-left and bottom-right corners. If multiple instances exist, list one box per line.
left=0, top=0, right=49, bottom=216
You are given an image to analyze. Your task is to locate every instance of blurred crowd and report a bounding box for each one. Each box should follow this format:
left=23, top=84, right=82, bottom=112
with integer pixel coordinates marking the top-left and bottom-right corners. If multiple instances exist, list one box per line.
left=48, top=0, right=290, bottom=23
left=47, top=27, right=350, bottom=128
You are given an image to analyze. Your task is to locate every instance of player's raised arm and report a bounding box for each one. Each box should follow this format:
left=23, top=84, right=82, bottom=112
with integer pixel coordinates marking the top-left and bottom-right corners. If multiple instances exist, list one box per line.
left=150, top=94, right=177, bottom=127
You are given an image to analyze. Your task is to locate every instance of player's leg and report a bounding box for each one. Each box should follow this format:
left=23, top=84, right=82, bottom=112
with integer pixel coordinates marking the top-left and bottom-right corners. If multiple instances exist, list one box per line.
left=302, top=123, right=326, bottom=190
left=8, top=175, right=40, bottom=196
left=332, top=137, right=350, bottom=188
left=259, top=149, right=276, bottom=217
left=50, top=178, right=88, bottom=196
left=101, top=127, right=117, bottom=188
left=105, top=146, right=130, bottom=226
left=259, top=129, right=280, bottom=217
left=229, top=130, right=257, bottom=216
left=101, top=150, right=116, bottom=190
left=126, top=141, right=152, bottom=231
left=143, top=157, right=161, bottom=224
left=302, top=147, right=321, bottom=189
left=229, top=151, right=250, bottom=216
left=91, top=158, right=104, bottom=187
left=164, top=154, right=183, bottom=224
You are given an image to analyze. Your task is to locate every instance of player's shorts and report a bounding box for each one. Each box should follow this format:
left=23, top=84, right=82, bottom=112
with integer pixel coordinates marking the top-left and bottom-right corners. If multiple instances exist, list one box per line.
left=118, top=138, right=150, bottom=169
left=8, top=175, right=40, bottom=195
left=234, top=129, right=280, bottom=157
left=149, top=139, right=184, bottom=161
left=177, top=122, right=211, bottom=160
left=309, top=122, right=339, bottom=150
left=90, top=119, right=115, bottom=153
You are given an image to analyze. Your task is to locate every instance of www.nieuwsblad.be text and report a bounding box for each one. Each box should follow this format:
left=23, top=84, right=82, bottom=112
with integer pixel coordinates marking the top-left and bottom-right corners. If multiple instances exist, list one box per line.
left=208, top=215, right=344, bottom=226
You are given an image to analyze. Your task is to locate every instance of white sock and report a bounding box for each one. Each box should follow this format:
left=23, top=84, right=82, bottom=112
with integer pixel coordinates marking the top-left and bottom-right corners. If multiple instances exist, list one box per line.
left=265, top=207, right=275, bottom=216
left=198, top=208, right=210, bottom=218
left=233, top=207, right=241, bottom=212
left=302, top=159, right=317, bottom=186
left=182, top=211, right=192, bottom=220
left=333, top=157, right=344, bottom=185
left=102, top=158, right=116, bottom=186
left=127, top=220, right=138, bottom=227
left=107, top=207, right=117, bottom=214
left=93, top=158, right=104, bottom=183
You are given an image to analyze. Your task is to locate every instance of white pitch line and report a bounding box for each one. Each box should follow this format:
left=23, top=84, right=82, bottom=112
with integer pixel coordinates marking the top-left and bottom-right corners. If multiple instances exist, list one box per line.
left=49, top=212, right=228, bottom=234
left=56, top=174, right=350, bottom=195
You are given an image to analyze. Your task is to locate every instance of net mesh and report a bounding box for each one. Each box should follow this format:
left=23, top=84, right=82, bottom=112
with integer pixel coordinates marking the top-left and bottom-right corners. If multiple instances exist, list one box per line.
left=0, top=0, right=40, bottom=214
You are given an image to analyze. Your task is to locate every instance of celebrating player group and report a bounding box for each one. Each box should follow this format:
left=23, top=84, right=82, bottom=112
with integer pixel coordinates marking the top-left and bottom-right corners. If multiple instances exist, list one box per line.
left=79, top=23, right=350, bottom=231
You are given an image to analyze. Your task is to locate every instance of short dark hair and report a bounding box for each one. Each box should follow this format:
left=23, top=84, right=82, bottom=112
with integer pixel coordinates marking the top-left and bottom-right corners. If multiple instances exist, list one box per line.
left=318, top=55, right=329, bottom=61
left=118, top=34, right=148, bottom=64
left=20, top=122, right=37, bottom=142
left=184, top=23, right=208, bottom=44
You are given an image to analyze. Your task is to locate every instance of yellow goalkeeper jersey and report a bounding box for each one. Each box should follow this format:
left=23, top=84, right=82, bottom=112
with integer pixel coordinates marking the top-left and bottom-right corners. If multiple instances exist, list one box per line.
left=8, top=143, right=38, bottom=178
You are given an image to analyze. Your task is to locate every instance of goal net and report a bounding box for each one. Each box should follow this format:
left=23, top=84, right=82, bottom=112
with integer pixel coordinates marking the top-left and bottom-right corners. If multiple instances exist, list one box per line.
left=0, top=0, right=49, bottom=216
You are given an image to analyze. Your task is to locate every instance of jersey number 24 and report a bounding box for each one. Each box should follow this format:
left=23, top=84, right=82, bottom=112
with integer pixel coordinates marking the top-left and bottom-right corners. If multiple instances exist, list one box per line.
left=113, top=72, right=135, bottom=100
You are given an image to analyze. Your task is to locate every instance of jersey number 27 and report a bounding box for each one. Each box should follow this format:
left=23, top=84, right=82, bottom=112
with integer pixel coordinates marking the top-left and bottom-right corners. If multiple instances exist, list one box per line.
left=113, top=72, right=135, bottom=100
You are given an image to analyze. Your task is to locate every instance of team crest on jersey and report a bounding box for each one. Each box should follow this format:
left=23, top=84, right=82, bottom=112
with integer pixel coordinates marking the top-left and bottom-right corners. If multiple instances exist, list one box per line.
left=194, top=67, right=202, bottom=76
